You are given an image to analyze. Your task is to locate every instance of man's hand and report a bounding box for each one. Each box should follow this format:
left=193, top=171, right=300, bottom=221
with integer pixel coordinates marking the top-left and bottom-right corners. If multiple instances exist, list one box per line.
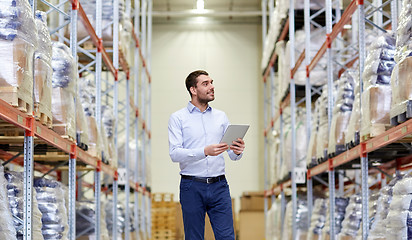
left=230, top=138, right=245, bottom=155
left=204, top=143, right=229, bottom=156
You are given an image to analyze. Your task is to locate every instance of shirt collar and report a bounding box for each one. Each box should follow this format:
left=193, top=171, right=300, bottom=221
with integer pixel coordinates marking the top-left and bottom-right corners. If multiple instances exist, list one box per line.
left=187, top=101, right=212, bottom=113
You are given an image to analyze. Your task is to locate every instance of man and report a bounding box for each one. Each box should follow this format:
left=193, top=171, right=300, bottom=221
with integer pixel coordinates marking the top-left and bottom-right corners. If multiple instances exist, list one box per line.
left=168, top=70, right=245, bottom=240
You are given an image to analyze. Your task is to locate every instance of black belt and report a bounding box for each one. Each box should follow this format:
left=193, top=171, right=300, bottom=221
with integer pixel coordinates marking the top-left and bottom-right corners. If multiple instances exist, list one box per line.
left=181, top=174, right=225, bottom=184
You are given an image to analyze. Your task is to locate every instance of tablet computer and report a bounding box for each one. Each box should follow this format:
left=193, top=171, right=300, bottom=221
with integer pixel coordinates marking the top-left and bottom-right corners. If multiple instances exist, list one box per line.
left=220, top=124, right=250, bottom=145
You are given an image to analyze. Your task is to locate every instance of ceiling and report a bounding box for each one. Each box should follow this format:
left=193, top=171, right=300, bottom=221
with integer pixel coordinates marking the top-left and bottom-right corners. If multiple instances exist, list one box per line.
left=153, top=0, right=262, bottom=12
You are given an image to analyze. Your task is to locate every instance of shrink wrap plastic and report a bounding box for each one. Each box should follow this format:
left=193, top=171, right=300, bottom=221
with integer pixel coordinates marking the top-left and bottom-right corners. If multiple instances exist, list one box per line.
left=283, top=199, right=309, bottom=240
left=390, top=56, right=412, bottom=118
left=383, top=175, right=412, bottom=239
left=328, top=71, right=355, bottom=154
left=77, top=0, right=125, bottom=42
left=102, top=105, right=115, bottom=138
left=105, top=201, right=126, bottom=236
left=280, top=108, right=307, bottom=179
left=0, top=0, right=38, bottom=109
left=118, top=138, right=141, bottom=180
left=34, top=178, right=69, bottom=240
left=321, top=197, right=349, bottom=239
left=0, top=166, right=17, bottom=240
left=76, top=99, right=90, bottom=146
left=338, top=195, right=362, bottom=239
left=100, top=123, right=109, bottom=164
left=275, top=40, right=290, bottom=103
left=307, top=101, right=319, bottom=166
left=5, top=171, right=44, bottom=240
left=307, top=198, right=327, bottom=240
left=51, top=42, right=76, bottom=139
left=34, top=11, right=52, bottom=114
left=266, top=199, right=282, bottom=240
left=369, top=175, right=403, bottom=239
left=268, top=126, right=281, bottom=184
left=76, top=201, right=110, bottom=240
left=345, top=73, right=361, bottom=146
left=86, top=115, right=102, bottom=159
left=360, top=33, right=396, bottom=137
left=395, top=0, right=412, bottom=63
left=79, top=77, right=96, bottom=117
left=316, top=86, right=329, bottom=160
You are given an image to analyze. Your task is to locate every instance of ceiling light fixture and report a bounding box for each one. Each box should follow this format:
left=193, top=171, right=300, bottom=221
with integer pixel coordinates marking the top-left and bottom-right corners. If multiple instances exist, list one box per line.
left=196, top=0, right=205, bottom=10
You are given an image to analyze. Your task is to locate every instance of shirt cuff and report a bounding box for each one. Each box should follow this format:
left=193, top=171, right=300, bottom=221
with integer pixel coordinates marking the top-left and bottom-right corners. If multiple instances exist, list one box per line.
left=193, top=147, right=206, bottom=159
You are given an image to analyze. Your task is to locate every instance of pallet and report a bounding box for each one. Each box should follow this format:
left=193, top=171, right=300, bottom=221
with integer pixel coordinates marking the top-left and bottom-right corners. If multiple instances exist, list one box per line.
left=151, top=230, right=176, bottom=240
left=360, top=124, right=391, bottom=142
left=328, top=145, right=346, bottom=159
left=345, top=132, right=360, bottom=150
left=0, top=86, right=33, bottom=115
left=34, top=103, right=52, bottom=128
left=52, top=124, right=76, bottom=143
left=390, top=100, right=412, bottom=126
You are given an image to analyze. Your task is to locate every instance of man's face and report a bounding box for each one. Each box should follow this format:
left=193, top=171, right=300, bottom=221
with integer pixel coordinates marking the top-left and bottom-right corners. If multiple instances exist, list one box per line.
left=191, top=74, right=215, bottom=104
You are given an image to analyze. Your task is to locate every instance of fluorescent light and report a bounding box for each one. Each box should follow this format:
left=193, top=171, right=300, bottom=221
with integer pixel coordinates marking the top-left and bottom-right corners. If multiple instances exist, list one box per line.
left=196, top=0, right=204, bottom=10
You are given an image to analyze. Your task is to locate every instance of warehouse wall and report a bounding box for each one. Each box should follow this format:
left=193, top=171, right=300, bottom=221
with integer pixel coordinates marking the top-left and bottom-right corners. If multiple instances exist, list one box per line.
left=151, top=20, right=264, bottom=212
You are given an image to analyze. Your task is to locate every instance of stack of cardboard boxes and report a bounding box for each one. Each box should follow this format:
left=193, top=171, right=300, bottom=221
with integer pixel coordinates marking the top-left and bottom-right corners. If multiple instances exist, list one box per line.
left=238, top=191, right=269, bottom=240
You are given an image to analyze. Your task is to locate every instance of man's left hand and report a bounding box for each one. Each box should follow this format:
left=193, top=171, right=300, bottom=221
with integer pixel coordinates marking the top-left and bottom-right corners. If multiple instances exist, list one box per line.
left=230, top=138, right=245, bottom=155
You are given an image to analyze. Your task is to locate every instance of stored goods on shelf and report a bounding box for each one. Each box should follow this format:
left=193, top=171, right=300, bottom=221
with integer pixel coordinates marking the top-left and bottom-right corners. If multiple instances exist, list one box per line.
left=0, top=0, right=38, bottom=114
left=0, top=166, right=17, bottom=240
left=265, top=198, right=282, bottom=240
left=394, top=0, right=412, bottom=64
left=383, top=175, right=412, bottom=239
left=100, top=123, right=110, bottom=164
left=34, top=11, right=53, bottom=128
left=86, top=115, right=102, bottom=159
left=51, top=41, right=77, bottom=141
left=101, top=105, right=116, bottom=166
left=360, top=32, right=396, bottom=140
left=328, top=70, right=355, bottom=156
left=316, top=86, right=329, bottom=161
left=390, top=56, right=412, bottom=124
left=275, top=40, right=289, bottom=103
left=307, top=198, right=327, bottom=240
left=79, top=77, right=96, bottom=117
left=345, top=73, right=361, bottom=148
left=76, top=201, right=110, bottom=240
left=282, top=199, right=309, bottom=240
left=34, top=178, right=69, bottom=240
left=321, top=197, right=349, bottom=239
left=268, top=127, right=280, bottom=184
left=338, top=195, right=362, bottom=239
left=307, top=99, right=320, bottom=167
left=105, top=201, right=127, bottom=237
left=5, top=171, right=44, bottom=240
left=76, top=99, right=90, bottom=150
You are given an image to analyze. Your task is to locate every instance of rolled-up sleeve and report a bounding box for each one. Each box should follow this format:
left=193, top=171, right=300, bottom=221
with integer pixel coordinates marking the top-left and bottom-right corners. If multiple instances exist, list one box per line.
left=168, top=114, right=206, bottom=163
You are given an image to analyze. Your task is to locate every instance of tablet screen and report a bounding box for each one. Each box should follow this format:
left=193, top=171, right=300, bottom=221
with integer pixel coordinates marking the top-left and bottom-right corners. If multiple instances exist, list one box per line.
left=220, top=124, right=249, bottom=145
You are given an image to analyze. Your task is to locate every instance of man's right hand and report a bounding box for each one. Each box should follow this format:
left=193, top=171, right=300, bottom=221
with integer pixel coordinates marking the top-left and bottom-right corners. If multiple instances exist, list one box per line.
left=204, top=143, right=229, bottom=156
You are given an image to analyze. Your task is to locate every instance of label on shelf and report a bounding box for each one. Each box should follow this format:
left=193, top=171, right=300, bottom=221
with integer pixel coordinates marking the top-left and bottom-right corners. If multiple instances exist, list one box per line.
left=117, top=168, right=127, bottom=185
left=294, top=168, right=306, bottom=184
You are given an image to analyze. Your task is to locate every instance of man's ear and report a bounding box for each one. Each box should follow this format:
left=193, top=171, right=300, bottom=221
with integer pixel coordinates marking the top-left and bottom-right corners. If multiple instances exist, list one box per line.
left=190, top=86, right=196, bottom=96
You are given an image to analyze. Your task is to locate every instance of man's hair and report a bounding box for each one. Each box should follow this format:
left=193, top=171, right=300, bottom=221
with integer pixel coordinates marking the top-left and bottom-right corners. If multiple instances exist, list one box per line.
left=185, top=70, right=209, bottom=97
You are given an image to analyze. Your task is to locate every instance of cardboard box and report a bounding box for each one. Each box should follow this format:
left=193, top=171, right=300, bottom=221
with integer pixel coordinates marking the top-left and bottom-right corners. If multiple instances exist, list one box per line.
left=238, top=211, right=265, bottom=240
left=240, top=191, right=271, bottom=211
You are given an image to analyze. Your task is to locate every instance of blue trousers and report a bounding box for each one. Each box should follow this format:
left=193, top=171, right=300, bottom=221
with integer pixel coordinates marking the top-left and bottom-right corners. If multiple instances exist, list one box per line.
left=180, top=177, right=235, bottom=240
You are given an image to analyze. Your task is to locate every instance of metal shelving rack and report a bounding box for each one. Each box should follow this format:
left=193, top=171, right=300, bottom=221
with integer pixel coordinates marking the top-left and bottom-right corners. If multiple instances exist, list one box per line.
left=263, top=0, right=403, bottom=238
left=0, top=0, right=153, bottom=238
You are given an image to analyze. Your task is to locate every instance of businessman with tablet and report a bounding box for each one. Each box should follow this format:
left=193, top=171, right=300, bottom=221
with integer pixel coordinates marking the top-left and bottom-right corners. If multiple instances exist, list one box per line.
left=168, top=70, right=247, bottom=240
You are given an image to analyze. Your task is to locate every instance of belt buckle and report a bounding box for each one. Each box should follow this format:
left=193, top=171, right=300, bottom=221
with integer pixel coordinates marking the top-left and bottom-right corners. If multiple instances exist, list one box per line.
left=206, top=178, right=212, bottom=184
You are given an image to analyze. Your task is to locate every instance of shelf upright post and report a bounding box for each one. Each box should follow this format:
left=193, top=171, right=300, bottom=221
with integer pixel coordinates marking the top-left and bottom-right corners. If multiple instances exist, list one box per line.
left=325, top=0, right=335, bottom=236
left=141, top=0, right=148, bottom=236
left=279, top=109, right=285, bottom=236
left=69, top=3, right=78, bottom=238
left=358, top=0, right=368, bottom=237
left=147, top=0, right=153, bottom=237
left=280, top=186, right=286, bottom=238
left=304, top=0, right=313, bottom=226
left=113, top=0, right=120, bottom=237
left=24, top=118, right=34, bottom=240
left=288, top=0, right=298, bottom=237
left=390, top=0, right=398, bottom=34
left=95, top=0, right=103, bottom=236
left=125, top=72, right=131, bottom=240
left=134, top=0, right=141, bottom=238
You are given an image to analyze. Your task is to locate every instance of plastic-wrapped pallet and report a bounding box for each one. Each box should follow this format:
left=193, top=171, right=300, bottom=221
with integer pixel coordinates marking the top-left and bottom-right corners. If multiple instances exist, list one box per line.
left=338, top=195, right=362, bottom=239
left=360, top=32, right=396, bottom=140
left=5, top=171, right=44, bottom=240
left=86, top=115, right=102, bottom=159
left=368, top=174, right=403, bottom=239
left=345, top=72, right=361, bottom=148
left=266, top=198, right=282, bottom=240
left=283, top=199, right=309, bottom=240
left=307, top=198, right=327, bottom=240
left=328, top=71, right=355, bottom=156
left=76, top=99, right=90, bottom=149
left=76, top=201, right=110, bottom=240
left=105, top=200, right=126, bottom=237
left=0, top=0, right=38, bottom=114
left=316, top=86, right=329, bottom=161
left=321, top=197, right=349, bottom=239
left=119, top=17, right=133, bottom=64
left=383, top=175, right=412, bottom=239
left=77, top=0, right=125, bottom=42
left=0, top=166, right=17, bottom=240
left=34, top=178, right=69, bottom=240
left=275, top=40, right=290, bottom=103
left=34, top=11, right=52, bottom=127
left=394, top=0, right=412, bottom=64
left=78, top=77, right=96, bottom=117
left=268, top=127, right=280, bottom=185
left=51, top=41, right=76, bottom=141
left=101, top=105, right=116, bottom=166
left=118, top=137, right=141, bottom=180
left=307, top=102, right=319, bottom=167
left=100, top=123, right=110, bottom=164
